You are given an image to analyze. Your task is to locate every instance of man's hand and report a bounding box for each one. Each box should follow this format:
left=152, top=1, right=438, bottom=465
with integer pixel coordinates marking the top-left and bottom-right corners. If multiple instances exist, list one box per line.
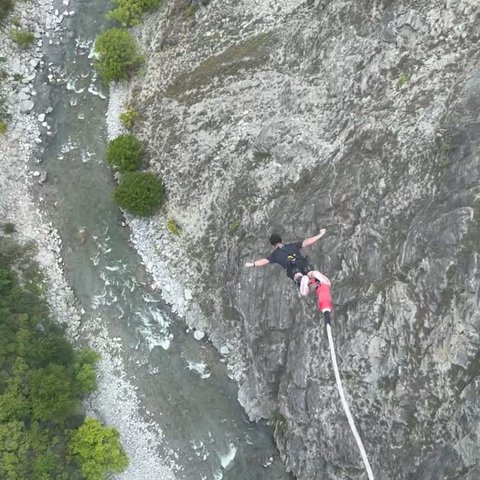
left=245, top=262, right=255, bottom=267
left=302, top=229, right=327, bottom=248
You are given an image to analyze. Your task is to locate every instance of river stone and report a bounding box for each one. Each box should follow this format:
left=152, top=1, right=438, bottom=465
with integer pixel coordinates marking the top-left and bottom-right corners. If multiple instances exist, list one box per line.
left=38, top=113, right=45, bottom=122
left=193, top=330, right=205, bottom=341
left=18, top=91, right=30, bottom=101
left=38, top=171, right=47, bottom=185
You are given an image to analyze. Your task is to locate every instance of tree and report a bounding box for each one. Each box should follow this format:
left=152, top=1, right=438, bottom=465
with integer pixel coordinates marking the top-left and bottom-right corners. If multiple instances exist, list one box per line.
left=0, top=237, right=125, bottom=479
left=94, top=28, right=143, bottom=83
left=106, top=134, right=145, bottom=172
left=69, top=418, right=128, bottom=480
left=28, top=365, right=77, bottom=422
left=74, top=350, right=100, bottom=395
left=114, top=172, right=165, bottom=216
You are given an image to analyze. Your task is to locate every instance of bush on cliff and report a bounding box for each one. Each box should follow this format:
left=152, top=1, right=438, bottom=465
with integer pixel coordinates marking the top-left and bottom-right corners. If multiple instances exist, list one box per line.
left=94, top=28, right=143, bottom=83
left=114, top=172, right=165, bottom=216
left=119, top=105, right=140, bottom=130
left=108, top=0, right=161, bottom=27
left=106, top=134, right=145, bottom=172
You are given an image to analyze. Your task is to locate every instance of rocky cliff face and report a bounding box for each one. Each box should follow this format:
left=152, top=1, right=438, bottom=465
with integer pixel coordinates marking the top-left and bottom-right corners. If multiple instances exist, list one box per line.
left=124, top=0, right=480, bottom=478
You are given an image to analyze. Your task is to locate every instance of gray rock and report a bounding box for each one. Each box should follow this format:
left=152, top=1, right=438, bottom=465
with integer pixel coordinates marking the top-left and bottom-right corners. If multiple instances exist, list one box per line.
left=18, top=91, right=31, bottom=102
left=193, top=330, right=205, bottom=340
left=38, top=171, right=47, bottom=184
left=20, top=100, right=35, bottom=112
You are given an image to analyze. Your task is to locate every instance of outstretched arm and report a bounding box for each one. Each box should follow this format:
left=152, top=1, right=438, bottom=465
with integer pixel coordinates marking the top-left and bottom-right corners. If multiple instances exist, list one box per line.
left=245, top=258, right=270, bottom=268
left=302, top=228, right=326, bottom=248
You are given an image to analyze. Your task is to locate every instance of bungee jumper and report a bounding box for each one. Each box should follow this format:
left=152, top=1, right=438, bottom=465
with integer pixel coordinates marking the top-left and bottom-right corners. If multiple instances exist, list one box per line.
left=244, top=229, right=333, bottom=314
left=245, top=229, right=374, bottom=479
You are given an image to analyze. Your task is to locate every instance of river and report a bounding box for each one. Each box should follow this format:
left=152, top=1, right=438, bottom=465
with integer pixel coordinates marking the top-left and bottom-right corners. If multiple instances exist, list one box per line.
left=32, top=0, right=292, bottom=478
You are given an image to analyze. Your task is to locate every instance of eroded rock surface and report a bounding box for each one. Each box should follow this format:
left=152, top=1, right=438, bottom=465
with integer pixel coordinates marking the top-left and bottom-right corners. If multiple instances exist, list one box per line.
left=124, top=0, right=480, bottom=478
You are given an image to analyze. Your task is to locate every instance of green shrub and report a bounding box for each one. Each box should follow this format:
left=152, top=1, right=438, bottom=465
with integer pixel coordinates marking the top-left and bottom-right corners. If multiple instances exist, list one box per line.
left=119, top=105, right=140, bottom=130
left=108, top=0, right=161, bottom=26
left=398, top=73, right=409, bottom=87
left=106, top=134, right=145, bottom=172
left=69, top=418, right=128, bottom=480
left=94, top=28, right=143, bottom=83
left=0, top=0, right=13, bottom=23
left=0, top=121, right=6, bottom=135
left=114, top=172, right=165, bottom=216
left=229, top=222, right=239, bottom=235
left=10, top=15, right=19, bottom=26
left=10, top=29, right=35, bottom=48
left=167, top=218, right=182, bottom=236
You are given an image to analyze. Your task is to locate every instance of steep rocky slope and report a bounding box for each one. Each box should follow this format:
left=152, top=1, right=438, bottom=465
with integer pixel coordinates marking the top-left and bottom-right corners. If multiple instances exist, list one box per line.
left=122, top=0, right=480, bottom=478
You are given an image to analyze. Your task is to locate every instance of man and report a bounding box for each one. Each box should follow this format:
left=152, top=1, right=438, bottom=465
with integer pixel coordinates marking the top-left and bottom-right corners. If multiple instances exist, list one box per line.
left=245, top=229, right=331, bottom=296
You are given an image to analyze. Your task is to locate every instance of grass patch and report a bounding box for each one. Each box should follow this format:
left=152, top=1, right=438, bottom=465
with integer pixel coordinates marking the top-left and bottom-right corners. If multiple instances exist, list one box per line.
left=165, top=32, right=273, bottom=104
left=229, top=222, right=239, bottom=235
left=398, top=73, right=409, bottom=87
left=119, top=105, right=140, bottom=130
left=166, top=218, right=182, bottom=236
left=10, top=29, right=35, bottom=48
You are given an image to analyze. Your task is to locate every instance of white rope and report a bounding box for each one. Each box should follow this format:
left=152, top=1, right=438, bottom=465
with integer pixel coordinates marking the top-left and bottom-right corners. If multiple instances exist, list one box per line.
left=326, top=322, right=374, bottom=480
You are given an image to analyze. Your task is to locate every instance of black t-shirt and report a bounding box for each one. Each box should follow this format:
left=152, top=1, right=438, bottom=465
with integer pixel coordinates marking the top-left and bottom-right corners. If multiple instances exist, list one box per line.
left=267, top=242, right=305, bottom=270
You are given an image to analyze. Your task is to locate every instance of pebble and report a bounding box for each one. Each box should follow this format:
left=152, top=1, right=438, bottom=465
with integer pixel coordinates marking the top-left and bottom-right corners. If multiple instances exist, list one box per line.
left=193, top=330, right=205, bottom=340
